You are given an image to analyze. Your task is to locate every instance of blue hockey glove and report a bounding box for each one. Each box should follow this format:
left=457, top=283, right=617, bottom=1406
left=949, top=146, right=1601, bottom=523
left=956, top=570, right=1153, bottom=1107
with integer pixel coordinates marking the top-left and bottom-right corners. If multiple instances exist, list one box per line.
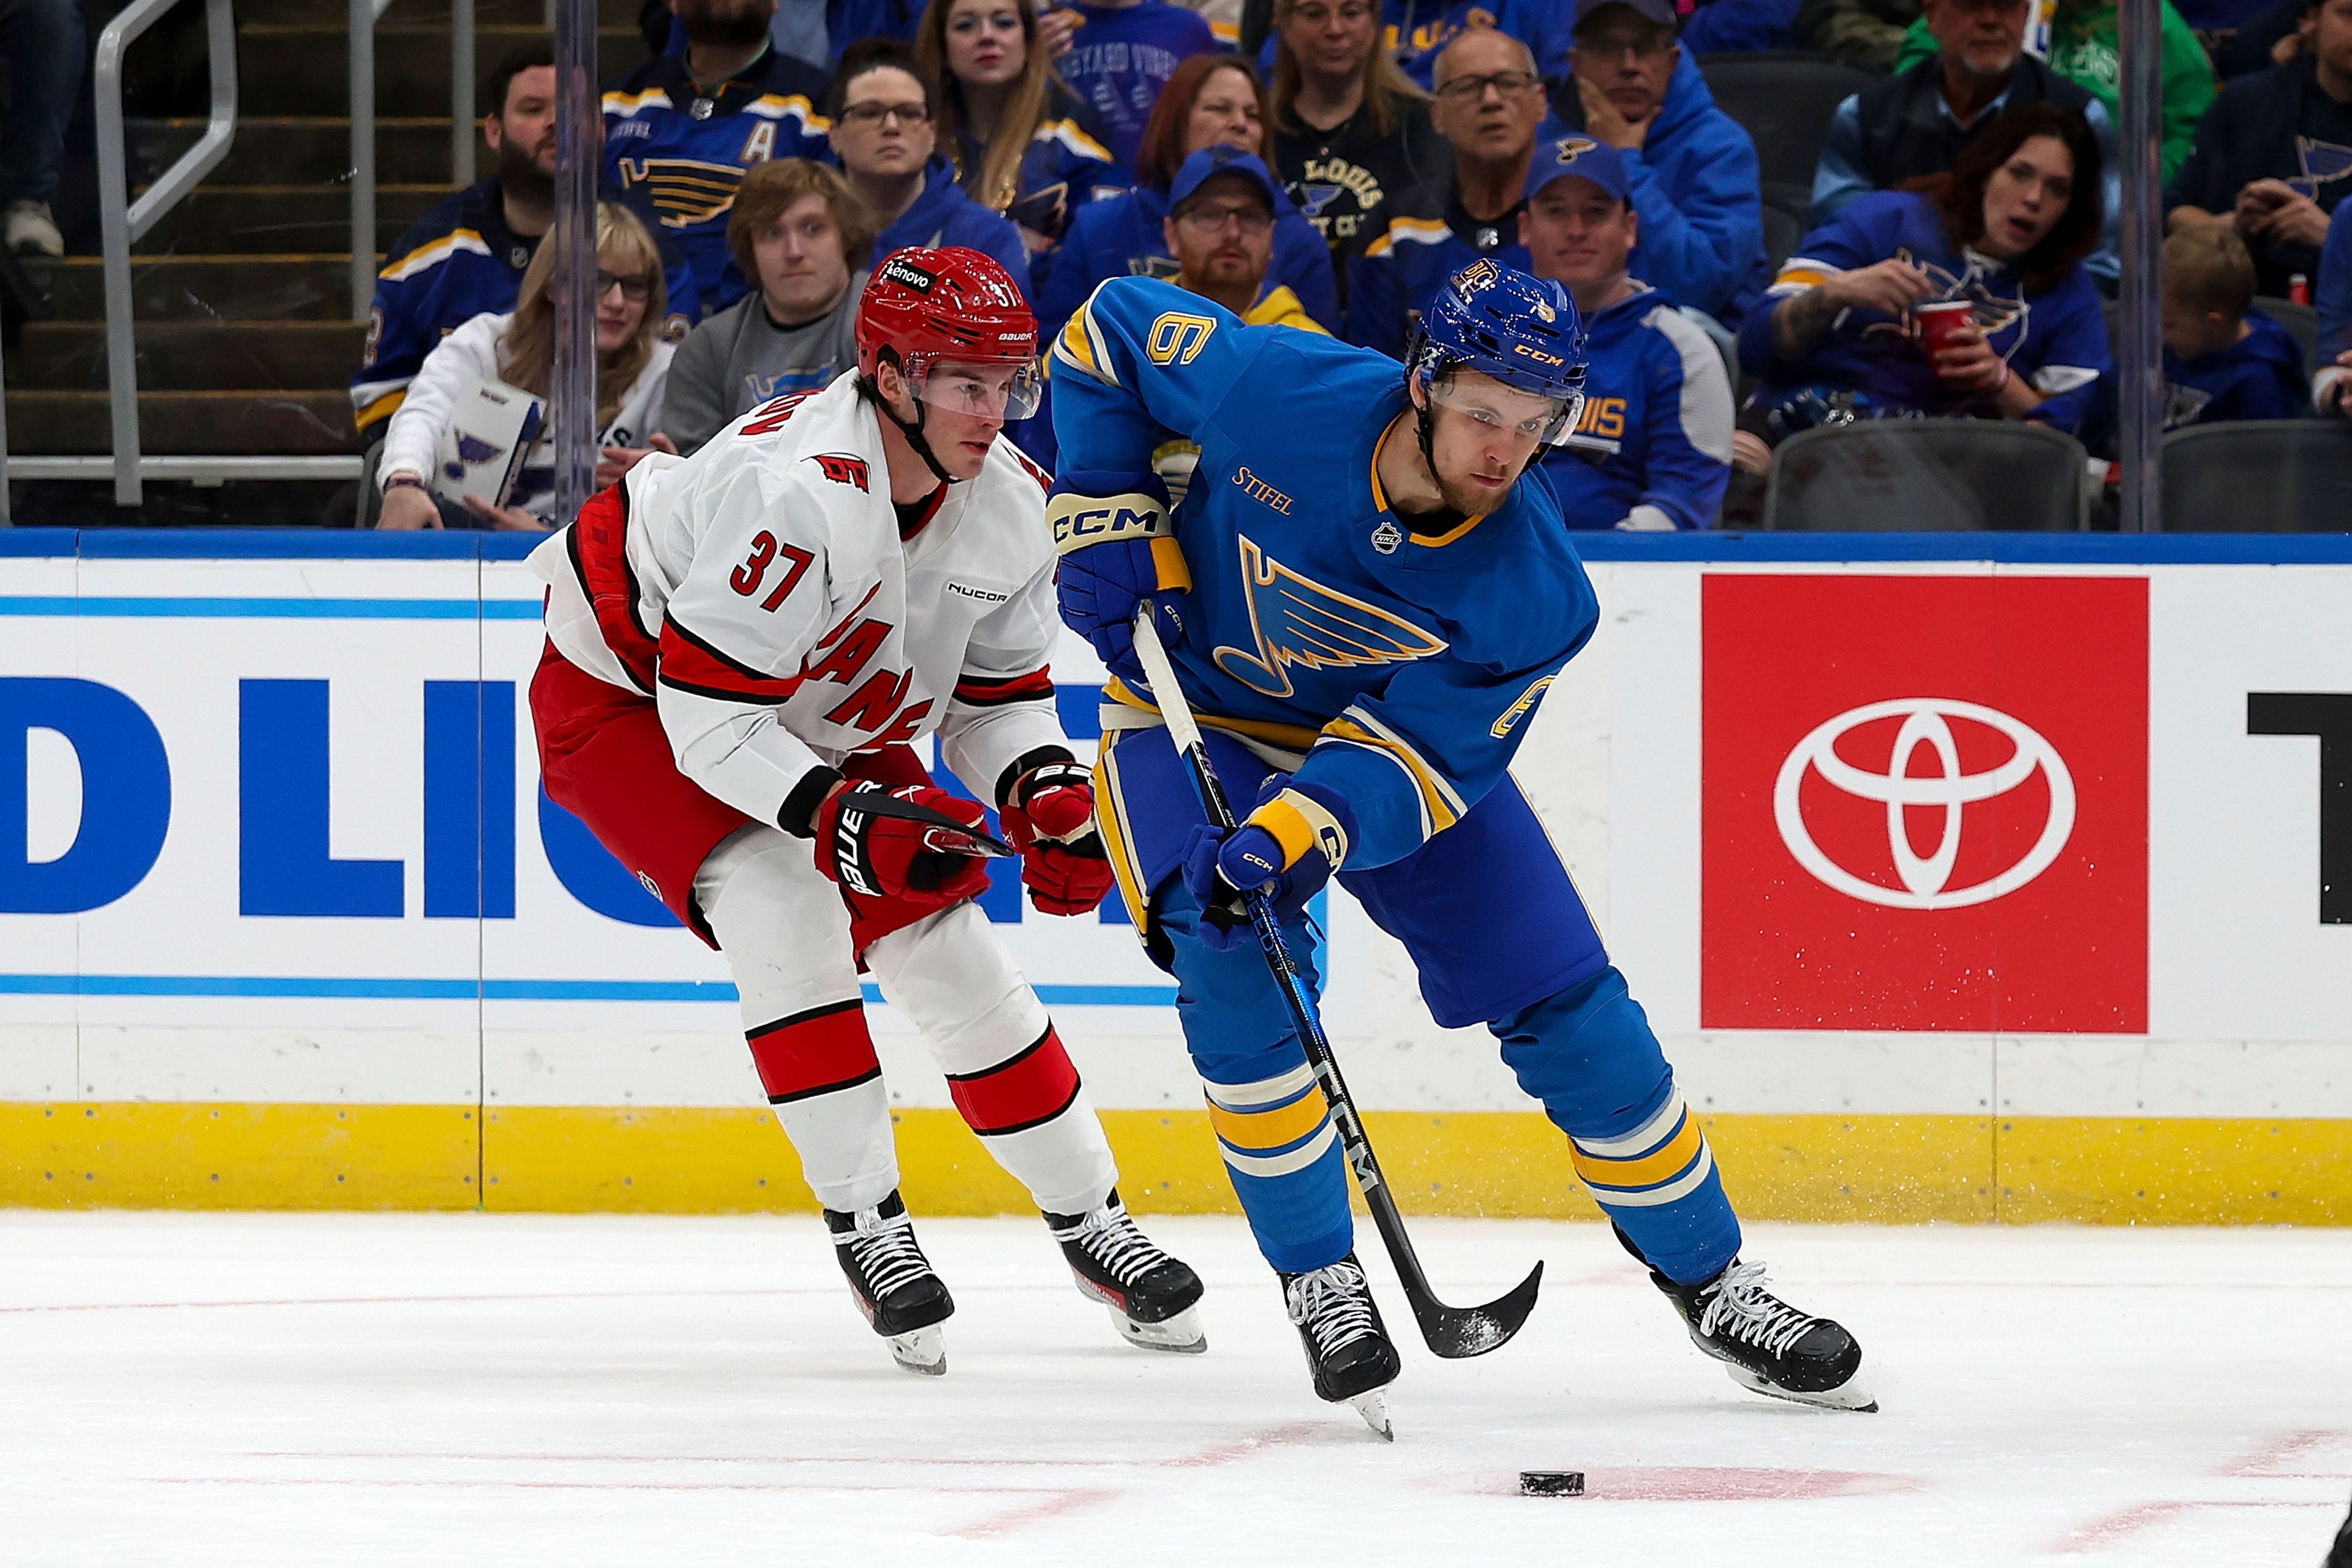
left=1178, top=780, right=1356, bottom=951
left=1047, top=470, right=1188, bottom=685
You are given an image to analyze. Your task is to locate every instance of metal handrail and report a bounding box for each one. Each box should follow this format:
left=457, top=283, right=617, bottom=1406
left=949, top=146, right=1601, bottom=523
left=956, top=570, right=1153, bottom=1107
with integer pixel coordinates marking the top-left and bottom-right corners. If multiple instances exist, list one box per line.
left=350, top=0, right=476, bottom=318
left=94, top=0, right=238, bottom=507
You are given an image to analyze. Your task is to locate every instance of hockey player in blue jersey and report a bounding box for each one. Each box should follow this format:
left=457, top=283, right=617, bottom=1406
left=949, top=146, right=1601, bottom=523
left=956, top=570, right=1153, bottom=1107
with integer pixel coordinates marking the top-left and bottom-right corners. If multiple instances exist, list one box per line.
left=1048, top=259, right=1872, bottom=1427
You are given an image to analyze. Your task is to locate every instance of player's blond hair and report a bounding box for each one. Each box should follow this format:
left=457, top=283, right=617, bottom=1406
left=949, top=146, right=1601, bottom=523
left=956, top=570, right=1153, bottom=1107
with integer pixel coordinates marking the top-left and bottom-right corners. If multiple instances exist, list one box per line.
left=2162, top=224, right=2257, bottom=322
left=500, top=201, right=667, bottom=431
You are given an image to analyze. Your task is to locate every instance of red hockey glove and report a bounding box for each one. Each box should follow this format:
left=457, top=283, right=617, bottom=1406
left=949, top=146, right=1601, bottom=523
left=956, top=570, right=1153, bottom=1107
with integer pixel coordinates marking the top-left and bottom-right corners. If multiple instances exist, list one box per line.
left=1000, top=761, right=1117, bottom=917
left=810, top=782, right=995, bottom=907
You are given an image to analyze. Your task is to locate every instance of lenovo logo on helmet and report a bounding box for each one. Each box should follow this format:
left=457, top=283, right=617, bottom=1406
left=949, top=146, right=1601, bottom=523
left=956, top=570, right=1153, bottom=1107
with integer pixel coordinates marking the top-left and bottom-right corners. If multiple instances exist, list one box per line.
left=878, top=255, right=937, bottom=293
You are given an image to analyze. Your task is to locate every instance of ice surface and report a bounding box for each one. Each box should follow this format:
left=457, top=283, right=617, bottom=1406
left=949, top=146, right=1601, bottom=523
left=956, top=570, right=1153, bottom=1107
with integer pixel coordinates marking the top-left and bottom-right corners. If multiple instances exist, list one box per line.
left=3, top=1213, right=2348, bottom=1566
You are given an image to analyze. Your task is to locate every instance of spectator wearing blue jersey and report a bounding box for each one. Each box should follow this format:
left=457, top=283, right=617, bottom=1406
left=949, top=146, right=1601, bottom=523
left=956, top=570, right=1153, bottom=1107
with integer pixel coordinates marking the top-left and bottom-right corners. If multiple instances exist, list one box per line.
left=2159, top=225, right=2310, bottom=420
left=1346, top=28, right=1547, bottom=356
left=356, top=40, right=700, bottom=439
left=1548, top=0, right=1769, bottom=323
left=2309, top=195, right=2352, bottom=409
left=1055, top=0, right=1220, bottom=173
left=1522, top=140, right=1733, bottom=530
left=918, top=0, right=1123, bottom=291
left=604, top=0, right=833, bottom=313
left=1039, top=54, right=1342, bottom=336
left=828, top=40, right=1036, bottom=293
left=1739, top=101, right=2111, bottom=441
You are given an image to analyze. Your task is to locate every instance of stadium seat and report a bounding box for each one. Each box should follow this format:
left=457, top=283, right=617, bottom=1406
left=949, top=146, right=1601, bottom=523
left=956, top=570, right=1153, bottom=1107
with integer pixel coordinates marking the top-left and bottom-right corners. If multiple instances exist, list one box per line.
left=2254, top=296, right=2320, bottom=374
left=1763, top=420, right=2090, bottom=530
left=1695, top=52, right=1879, bottom=204
left=2158, top=420, right=2352, bottom=531
left=1762, top=199, right=1806, bottom=278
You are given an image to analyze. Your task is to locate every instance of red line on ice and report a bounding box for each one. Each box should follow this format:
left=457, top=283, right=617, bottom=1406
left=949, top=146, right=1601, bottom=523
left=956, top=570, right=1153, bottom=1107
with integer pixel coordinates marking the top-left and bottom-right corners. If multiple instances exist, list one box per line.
left=2053, top=1499, right=2342, bottom=1553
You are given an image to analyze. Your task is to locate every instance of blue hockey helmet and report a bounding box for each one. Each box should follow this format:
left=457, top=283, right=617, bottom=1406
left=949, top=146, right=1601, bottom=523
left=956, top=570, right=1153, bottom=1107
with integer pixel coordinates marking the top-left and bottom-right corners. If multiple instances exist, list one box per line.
left=1406, top=258, right=1589, bottom=442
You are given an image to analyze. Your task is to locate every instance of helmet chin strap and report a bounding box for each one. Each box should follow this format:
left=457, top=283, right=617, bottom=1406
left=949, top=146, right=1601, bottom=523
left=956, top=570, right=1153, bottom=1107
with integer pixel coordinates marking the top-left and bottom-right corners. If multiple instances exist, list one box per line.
left=859, top=361, right=958, bottom=489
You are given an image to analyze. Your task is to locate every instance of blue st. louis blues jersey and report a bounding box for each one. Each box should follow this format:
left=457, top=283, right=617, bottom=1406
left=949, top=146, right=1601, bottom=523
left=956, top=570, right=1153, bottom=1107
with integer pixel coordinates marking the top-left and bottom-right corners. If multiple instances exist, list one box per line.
left=1052, top=275, right=1600, bottom=870
left=602, top=51, right=831, bottom=313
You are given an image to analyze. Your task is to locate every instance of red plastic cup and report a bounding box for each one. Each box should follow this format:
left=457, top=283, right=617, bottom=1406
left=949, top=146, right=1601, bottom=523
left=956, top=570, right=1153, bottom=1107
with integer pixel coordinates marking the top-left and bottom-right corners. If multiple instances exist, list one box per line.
left=1915, top=300, right=1975, bottom=362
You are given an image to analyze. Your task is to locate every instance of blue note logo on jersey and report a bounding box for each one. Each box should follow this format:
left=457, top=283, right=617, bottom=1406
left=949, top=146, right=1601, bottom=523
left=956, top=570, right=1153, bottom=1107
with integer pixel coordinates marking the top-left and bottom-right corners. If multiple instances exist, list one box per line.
left=1212, top=535, right=1449, bottom=699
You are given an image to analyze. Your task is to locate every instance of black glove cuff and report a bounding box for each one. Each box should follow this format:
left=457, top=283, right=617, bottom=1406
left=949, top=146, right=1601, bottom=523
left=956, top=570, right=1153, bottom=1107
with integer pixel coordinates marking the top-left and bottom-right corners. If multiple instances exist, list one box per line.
left=995, top=745, right=1080, bottom=809
left=777, top=766, right=846, bottom=839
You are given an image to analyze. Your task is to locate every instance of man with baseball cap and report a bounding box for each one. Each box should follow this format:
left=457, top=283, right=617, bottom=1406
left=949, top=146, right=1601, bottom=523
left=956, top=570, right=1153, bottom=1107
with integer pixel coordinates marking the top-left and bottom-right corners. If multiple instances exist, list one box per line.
left=1545, top=0, right=1769, bottom=325
left=1164, top=146, right=1332, bottom=330
left=1521, top=135, right=1733, bottom=530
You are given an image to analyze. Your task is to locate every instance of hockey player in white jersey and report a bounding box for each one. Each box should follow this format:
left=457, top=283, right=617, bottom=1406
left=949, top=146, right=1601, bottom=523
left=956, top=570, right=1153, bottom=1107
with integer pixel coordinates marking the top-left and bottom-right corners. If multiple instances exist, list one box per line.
left=526, top=246, right=1204, bottom=1375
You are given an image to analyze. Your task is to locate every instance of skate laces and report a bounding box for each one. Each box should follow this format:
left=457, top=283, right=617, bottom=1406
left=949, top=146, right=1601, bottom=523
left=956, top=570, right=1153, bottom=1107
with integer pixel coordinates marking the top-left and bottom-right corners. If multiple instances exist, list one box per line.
left=1052, top=1202, right=1169, bottom=1286
left=837, top=1204, right=935, bottom=1299
left=1698, top=1261, right=1817, bottom=1358
left=1286, top=1261, right=1378, bottom=1356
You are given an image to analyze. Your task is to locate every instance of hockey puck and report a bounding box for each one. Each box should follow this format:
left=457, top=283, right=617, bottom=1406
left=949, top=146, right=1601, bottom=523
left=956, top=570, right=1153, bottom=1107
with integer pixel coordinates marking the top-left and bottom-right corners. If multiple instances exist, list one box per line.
left=1518, top=1471, right=1585, bottom=1497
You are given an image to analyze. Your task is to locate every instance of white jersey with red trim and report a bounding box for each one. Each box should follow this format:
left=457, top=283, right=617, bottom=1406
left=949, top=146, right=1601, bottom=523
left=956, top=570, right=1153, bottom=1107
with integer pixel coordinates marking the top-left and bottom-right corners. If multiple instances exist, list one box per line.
left=529, top=369, right=1069, bottom=827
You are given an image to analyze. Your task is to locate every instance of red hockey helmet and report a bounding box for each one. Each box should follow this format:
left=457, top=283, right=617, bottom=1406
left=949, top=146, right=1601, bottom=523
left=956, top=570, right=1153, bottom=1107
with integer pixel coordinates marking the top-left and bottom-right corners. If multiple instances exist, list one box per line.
left=856, top=246, right=1043, bottom=420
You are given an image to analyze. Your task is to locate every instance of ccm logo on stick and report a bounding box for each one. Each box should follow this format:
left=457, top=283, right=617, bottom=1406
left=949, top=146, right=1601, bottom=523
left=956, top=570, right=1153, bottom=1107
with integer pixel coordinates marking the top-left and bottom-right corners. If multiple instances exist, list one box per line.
left=1700, top=574, right=2149, bottom=1034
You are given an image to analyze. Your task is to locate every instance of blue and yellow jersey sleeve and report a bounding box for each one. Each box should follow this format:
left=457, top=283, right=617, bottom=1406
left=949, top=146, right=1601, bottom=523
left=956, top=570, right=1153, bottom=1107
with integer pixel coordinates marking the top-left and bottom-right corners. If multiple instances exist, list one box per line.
left=1049, top=276, right=1276, bottom=475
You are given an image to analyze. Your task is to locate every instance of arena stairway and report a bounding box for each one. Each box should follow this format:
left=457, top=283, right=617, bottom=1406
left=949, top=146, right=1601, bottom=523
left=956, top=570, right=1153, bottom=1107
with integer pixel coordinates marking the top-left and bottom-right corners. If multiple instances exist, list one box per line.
left=2, top=0, right=647, bottom=519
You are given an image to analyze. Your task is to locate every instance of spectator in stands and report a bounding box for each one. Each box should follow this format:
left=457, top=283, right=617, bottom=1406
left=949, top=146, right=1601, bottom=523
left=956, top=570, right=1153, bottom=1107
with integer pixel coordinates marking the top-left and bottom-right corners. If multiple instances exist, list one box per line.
left=603, top=0, right=832, bottom=312
left=2313, top=195, right=2351, bottom=409
left=1346, top=28, right=1547, bottom=355
left=1679, top=0, right=1803, bottom=56
left=1054, top=0, right=1220, bottom=175
left=377, top=204, right=678, bottom=532
left=1039, top=54, right=1340, bottom=335
left=2166, top=0, right=2352, bottom=297
left=355, top=41, right=699, bottom=442
left=1811, top=0, right=2119, bottom=227
left=1523, top=140, right=1734, bottom=530
left=1253, top=0, right=1571, bottom=91
left=1886, top=0, right=2215, bottom=181
left=2160, top=225, right=2310, bottom=419
left=1547, top=0, right=1770, bottom=323
left=1741, top=102, right=2111, bottom=445
left=918, top=0, right=1123, bottom=290
left=1, top=0, right=80, bottom=256
left=827, top=40, right=1034, bottom=292
left=1265, top=0, right=1448, bottom=273
left=659, top=160, right=873, bottom=454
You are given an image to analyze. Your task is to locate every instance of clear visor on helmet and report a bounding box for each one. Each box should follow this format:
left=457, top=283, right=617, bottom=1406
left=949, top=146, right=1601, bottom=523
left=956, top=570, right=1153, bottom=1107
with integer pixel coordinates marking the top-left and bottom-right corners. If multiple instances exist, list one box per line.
left=1423, top=371, right=1586, bottom=448
left=914, top=357, right=1046, bottom=423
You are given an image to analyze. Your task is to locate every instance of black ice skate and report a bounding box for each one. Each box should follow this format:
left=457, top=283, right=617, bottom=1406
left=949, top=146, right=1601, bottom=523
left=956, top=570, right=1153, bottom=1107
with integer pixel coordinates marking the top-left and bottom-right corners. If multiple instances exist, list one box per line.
left=1044, top=1189, right=1207, bottom=1354
left=824, top=1190, right=954, bottom=1376
left=1280, top=1254, right=1402, bottom=1439
left=1655, top=1259, right=1874, bottom=1411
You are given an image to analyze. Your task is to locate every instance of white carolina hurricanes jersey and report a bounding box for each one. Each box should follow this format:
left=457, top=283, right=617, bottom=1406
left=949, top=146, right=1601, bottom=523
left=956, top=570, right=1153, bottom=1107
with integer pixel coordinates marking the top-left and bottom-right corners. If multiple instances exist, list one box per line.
left=529, top=370, right=1070, bottom=826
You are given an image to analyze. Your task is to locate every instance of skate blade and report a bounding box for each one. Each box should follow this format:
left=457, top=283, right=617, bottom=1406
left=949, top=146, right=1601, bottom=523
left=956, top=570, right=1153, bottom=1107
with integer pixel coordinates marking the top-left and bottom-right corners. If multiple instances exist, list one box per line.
left=887, top=1326, right=947, bottom=1377
left=1108, top=1303, right=1207, bottom=1355
left=1346, top=1390, right=1394, bottom=1441
left=1725, top=1363, right=1877, bottom=1412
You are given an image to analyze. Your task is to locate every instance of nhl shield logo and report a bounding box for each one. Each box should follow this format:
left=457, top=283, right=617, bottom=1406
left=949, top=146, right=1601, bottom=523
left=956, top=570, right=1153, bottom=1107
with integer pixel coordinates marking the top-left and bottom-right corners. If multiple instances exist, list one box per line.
left=1371, top=518, right=1404, bottom=555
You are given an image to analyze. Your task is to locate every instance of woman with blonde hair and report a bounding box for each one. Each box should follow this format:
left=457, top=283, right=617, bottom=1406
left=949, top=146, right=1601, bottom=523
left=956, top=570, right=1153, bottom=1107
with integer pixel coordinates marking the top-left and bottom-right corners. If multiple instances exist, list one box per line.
left=916, top=0, right=1120, bottom=284
left=377, top=202, right=677, bottom=530
left=1266, top=0, right=1445, bottom=271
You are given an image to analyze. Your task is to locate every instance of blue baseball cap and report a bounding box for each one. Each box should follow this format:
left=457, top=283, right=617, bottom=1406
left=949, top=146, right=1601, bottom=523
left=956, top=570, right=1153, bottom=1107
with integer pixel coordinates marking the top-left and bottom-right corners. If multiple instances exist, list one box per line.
left=1574, top=0, right=1679, bottom=30
left=1167, top=145, right=1281, bottom=213
left=1528, top=131, right=1632, bottom=205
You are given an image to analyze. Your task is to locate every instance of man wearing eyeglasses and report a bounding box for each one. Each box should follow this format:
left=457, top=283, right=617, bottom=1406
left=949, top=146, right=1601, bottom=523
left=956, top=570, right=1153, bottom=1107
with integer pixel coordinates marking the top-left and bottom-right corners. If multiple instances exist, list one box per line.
left=1543, top=0, right=1770, bottom=326
left=829, top=39, right=1036, bottom=297
left=1344, top=28, right=1549, bottom=355
left=1166, top=147, right=1333, bottom=331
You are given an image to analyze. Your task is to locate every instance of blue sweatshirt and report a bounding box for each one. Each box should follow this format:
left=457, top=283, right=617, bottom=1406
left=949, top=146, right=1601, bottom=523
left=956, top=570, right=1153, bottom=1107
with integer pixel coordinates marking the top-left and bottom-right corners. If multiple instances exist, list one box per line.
left=1538, top=58, right=1770, bottom=324
left=1738, top=190, right=2112, bottom=432
left=873, top=157, right=1038, bottom=300
left=2079, top=308, right=2311, bottom=453
left=954, top=88, right=1127, bottom=295
left=1536, top=282, right=1735, bottom=531
left=2320, top=200, right=2352, bottom=365
left=1677, top=0, right=1801, bottom=56
left=1057, top=2, right=1219, bottom=176
left=1036, top=179, right=1341, bottom=339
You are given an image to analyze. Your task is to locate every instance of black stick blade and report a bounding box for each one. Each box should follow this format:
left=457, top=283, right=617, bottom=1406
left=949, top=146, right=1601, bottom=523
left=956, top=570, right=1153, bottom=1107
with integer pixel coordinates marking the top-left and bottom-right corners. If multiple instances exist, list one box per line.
left=1411, top=1260, right=1544, bottom=1359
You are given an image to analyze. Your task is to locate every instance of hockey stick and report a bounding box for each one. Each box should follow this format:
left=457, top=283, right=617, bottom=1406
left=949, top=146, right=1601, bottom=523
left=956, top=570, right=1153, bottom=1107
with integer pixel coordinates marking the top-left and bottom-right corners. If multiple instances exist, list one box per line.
left=834, top=788, right=1016, bottom=858
left=1128, top=609, right=1542, bottom=1359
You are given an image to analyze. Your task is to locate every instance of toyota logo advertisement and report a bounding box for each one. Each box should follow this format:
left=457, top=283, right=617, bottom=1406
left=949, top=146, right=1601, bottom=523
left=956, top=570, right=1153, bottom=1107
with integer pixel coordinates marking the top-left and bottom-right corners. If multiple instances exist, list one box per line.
left=1700, top=575, right=2149, bottom=1034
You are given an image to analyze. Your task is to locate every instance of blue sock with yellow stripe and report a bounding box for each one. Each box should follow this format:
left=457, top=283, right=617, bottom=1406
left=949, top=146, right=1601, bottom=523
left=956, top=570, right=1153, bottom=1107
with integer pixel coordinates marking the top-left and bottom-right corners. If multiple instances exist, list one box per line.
left=1493, top=967, right=1740, bottom=1286
left=1158, top=881, right=1355, bottom=1275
